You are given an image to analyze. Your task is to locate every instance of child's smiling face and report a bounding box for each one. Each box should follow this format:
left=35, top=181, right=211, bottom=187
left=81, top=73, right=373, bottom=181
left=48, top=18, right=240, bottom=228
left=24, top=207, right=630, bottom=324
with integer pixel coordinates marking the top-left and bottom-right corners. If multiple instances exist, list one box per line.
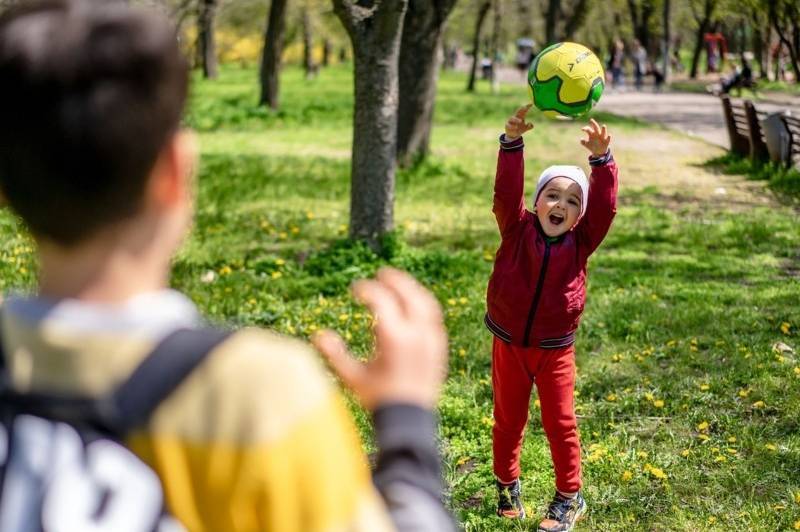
left=534, top=177, right=583, bottom=237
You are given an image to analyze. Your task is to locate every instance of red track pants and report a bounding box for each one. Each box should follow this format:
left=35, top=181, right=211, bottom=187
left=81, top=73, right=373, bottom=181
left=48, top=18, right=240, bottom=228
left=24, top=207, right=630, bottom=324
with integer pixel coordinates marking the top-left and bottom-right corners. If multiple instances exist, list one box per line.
left=491, top=336, right=582, bottom=493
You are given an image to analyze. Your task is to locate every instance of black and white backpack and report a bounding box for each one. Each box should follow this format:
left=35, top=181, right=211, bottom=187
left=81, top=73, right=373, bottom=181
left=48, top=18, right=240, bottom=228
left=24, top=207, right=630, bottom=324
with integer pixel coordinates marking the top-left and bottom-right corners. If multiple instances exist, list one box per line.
left=0, top=328, right=230, bottom=532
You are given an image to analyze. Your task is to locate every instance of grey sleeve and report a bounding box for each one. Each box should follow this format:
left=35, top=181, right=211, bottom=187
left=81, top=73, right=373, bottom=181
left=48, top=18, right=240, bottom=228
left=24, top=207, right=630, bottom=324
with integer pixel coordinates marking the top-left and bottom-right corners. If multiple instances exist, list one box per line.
left=372, top=404, right=458, bottom=532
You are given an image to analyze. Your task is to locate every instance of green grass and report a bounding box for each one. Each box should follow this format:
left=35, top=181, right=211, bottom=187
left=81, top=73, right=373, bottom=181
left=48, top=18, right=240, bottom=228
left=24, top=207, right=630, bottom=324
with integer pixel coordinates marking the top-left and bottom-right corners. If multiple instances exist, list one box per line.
left=705, top=153, right=800, bottom=203
left=2, top=64, right=799, bottom=530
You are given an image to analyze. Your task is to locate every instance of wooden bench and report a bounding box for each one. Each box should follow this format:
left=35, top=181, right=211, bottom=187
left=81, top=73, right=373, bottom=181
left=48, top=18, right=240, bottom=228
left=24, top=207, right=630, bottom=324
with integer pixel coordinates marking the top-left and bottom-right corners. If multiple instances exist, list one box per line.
left=779, top=114, right=800, bottom=170
left=720, top=95, right=769, bottom=161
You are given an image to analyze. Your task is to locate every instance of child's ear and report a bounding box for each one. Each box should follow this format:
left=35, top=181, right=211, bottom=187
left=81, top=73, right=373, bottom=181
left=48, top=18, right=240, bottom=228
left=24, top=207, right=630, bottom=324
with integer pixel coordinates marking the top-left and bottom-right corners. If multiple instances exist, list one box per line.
left=148, top=130, right=198, bottom=207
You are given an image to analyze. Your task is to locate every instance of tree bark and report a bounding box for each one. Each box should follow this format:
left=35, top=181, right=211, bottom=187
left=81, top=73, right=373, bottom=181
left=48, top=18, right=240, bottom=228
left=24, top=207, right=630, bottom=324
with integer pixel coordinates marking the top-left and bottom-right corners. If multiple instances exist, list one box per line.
left=302, top=7, right=315, bottom=79
left=198, top=0, right=218, bottom=79
left=689, top=0, right=715, bottom=79
left=322, top=39, right=331, bottom=66
left=396, top=0, right=458, bottom=167
left=259, top=0, right=289, bottom=109
left=769, top=0, right=800, bottom=83
left=544, top=0, right=560, bottom=45
left=333, top=0, right=409, bottom=247
left=627, top=0, right=655, bottom=52
left=661, top=0, right=671, bottom=83
left=467, top=0, right=492, bottom=92
left=562, top=0, right=590, bottom=41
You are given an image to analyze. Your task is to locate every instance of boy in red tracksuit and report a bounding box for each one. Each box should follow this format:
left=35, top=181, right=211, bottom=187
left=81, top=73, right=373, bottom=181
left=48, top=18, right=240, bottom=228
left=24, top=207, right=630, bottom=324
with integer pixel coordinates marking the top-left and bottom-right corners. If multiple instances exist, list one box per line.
left=484, top=104, right=618, bottom=531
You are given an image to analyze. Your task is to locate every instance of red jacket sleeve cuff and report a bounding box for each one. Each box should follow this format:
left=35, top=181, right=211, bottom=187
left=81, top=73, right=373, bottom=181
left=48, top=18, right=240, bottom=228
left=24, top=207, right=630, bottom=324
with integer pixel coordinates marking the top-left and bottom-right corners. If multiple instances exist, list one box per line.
left=499, top=134, right=524, bottom=151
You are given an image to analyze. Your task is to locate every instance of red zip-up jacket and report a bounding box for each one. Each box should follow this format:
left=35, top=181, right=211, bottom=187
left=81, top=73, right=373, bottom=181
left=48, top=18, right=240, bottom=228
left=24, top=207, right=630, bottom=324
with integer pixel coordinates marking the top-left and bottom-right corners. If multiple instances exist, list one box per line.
left=484, top=134, right=618, bottom=348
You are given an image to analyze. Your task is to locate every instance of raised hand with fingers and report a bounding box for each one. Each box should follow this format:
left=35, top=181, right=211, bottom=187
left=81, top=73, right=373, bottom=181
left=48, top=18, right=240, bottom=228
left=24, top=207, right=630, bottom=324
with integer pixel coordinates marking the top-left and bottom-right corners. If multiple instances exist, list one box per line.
left=505, top=104, right=534, bottom=141
left=580, top=118, right=611, bottom=157
left=312, top=267, right=448, bottom=411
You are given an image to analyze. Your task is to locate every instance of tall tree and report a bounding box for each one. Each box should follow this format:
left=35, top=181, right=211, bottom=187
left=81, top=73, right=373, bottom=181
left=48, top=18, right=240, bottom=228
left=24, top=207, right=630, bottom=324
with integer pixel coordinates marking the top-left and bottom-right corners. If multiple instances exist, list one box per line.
left=662, top=0, right=671, bottom=83
left=260, top=0, right=289, bottom=109
left=689, top=0, right=717, bottom=78
left=198, top=0, right=218, bottom=79
left=396, top=0, right=458, bottom=167
left=627, top=0, right=655, bottom=52
left=302, top=5, right=316, bottom=79
left=543, top=0, right=591, bottom=45
left=467, top=0, right=491, bottom=92
left=768, top=0, right=800, bottom=83
left=333, top=0, right=409, bottom=247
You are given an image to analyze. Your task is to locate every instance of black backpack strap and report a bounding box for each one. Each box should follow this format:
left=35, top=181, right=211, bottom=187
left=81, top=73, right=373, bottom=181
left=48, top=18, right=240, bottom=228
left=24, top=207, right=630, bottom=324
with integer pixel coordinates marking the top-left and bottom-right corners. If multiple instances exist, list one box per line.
left=0, top=327, right=232, bottom=436
left=105, top=327, right=233, bottom=434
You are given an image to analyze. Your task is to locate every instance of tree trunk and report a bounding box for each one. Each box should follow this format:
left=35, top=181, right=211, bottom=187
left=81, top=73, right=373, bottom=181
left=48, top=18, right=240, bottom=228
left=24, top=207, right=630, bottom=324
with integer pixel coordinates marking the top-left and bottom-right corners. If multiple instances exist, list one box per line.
left=689, top=0, right=715, bottom=79
left=770, top=1, right=800, bottom=84
left=563, top=0, right=590, bottom=41
left=302, top=7, right=315, bottom=79
left=628, top=0, right=655, bottom=52
left=467, top=0, right=492, bottom=92
left=322, top=39, right=331, bottom=67
left=396, top=0, right=458, bottom=167
left=199, top=0, right=218, bottom=79
left=545, top=0, right=560, bottom=45
left=333, top=0, right=408, bottom=247
left=259, top=0, right=289, bottom=109
left=662, top=0, right=671, bottom=83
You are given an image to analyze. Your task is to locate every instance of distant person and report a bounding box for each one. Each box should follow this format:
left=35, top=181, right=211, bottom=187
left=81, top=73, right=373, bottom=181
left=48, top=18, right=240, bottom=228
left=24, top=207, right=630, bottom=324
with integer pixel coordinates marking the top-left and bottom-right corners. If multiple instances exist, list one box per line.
left=0, top=2, right=455, bottom=531
left=632, top=39, right=647, bottom=90
left=649, top=60, right=665, bottom=92
left=609, top=39, right=625, bottom=89
left=720, top=59, right=754, bottom=94
left=485, top=105, right=618, bottom=531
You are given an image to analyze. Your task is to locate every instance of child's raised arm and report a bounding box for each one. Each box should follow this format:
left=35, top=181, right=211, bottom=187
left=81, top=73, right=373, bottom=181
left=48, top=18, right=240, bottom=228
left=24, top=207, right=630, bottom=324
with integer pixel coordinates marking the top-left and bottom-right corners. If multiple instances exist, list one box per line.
left=494, top=105, right=534, bottom=237
left=576, top=119, right=617, bottom=257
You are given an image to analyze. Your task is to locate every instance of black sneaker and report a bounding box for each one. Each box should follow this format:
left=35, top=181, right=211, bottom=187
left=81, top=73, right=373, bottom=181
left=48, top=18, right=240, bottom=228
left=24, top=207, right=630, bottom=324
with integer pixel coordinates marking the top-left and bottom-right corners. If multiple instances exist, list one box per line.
left=537, top=491, right=586, bottom=531
left=496, top=479, right=526, bottom=519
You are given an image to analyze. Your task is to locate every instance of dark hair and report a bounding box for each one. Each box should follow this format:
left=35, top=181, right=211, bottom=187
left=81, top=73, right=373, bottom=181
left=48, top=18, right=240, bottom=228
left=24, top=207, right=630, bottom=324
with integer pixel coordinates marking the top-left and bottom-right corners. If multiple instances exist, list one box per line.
left=0, top=0, right=188, bottom=244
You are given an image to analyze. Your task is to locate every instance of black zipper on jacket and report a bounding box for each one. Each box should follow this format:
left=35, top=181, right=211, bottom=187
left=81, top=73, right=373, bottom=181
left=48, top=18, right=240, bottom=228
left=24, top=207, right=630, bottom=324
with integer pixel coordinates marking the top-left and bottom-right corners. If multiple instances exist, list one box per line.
left=522, top=240, right=551, bottom=347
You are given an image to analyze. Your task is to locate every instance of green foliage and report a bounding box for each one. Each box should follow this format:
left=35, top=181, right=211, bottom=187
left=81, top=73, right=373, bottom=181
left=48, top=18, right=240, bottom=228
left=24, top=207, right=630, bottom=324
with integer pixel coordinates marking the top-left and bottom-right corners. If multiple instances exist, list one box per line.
left=1, top=65, right=798, bottom=530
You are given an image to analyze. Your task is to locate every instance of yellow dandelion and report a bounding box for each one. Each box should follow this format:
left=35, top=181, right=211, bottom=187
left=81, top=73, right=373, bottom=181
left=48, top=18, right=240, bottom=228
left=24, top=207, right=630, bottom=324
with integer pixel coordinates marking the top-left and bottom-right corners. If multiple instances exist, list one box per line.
left=794, top=492, right=800, bottom=504
left=680, top=449, right=691, bottom=457
left=271, top=271, right=282, bottom=279
left=456, top=456, right=470, bottom=466
left=752, top=400, right=765, bottom=409
left=726, top=448, right=737, bottom=455
left=697, top=421, right=709, bottom=432
left=458, top=297, right=468, bottom=305
left=653, top=399, right=665, bottom=408
left=714, top=455, right=727, bottom=463
left=247, top=298, right=257, bottom=306
left=458, top=348, right=466, bottom=357
left=637, top=450, right=648, bottom=459
left=483, top=251, right=494, bottom=261
left=727, top=436, right=737, bottom=443
left=278, top=231, right=288, bottom=240
left=644, top=392, right=655, bottom=402
left=611, top=353, right=623, bottom=362
left=644, top=464, right=667, bottom=479
left=219, top=265, right=232, bottom=276
left=780, top=322, right=791, bottom=335
left=534, top=399, right=541, bottom=409
left=308, top=324, right=317, bottom=332
left=708, top=516, right=717, bottom=524
left=275, top=258, right=285, bottom=266
left=698, top=383, right=710, bottom=391
left=481, top=416, right=493, bottom=427
left=698, top=434, right=710, bottom=442
left=794, top=367, right=800, bottom=376
left=795, top=520, right=800, bottom=530
left=447, top=298, right=456, bottom=306
left=666, top=339, right=677, bottom=347
left=764, top=443, right=777, bottom=451
left=621, top=470, right=633, bottom=482
left=305, top=211, right=315, bottom=220
left=710, top=447, right=720, bottom=454
left=634, top=354, right=644, bottom=362
left=344, top=331, right=352, bottom=341
left=574, top=390, right=581, bottom=397
left=606, top=393, right=617, bottom=402
left=738, top=388, right=750, bottom=398
left=338, top=313, right=349, bottom=322
left=19, top=267, right=27, bottom=274
left=290, top=226, right=300, bottom=235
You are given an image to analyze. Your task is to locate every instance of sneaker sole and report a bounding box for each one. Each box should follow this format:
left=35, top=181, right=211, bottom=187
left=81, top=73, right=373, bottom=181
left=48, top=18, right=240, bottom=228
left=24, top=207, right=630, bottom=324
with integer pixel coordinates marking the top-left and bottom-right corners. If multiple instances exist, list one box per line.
left=537, top=504, right=587, bottom=532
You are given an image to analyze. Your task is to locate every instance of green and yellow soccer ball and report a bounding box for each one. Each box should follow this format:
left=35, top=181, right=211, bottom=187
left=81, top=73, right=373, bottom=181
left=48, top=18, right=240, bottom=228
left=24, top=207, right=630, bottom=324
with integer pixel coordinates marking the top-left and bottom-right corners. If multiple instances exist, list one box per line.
left=528, top=42, right=604, bottom=119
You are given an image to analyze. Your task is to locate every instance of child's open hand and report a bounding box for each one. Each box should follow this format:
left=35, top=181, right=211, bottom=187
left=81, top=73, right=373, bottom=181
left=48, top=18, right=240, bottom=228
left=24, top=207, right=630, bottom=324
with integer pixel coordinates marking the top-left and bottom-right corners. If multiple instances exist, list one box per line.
left=580, top=118, right=611, bottom=157
left=505, top=104, right=534, bottom=141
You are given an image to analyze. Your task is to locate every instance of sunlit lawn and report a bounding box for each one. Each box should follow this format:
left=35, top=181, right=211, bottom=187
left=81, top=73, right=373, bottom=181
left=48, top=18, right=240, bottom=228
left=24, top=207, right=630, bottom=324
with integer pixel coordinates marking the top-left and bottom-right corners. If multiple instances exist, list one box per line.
left=1, top=64, right=798, bottom=530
